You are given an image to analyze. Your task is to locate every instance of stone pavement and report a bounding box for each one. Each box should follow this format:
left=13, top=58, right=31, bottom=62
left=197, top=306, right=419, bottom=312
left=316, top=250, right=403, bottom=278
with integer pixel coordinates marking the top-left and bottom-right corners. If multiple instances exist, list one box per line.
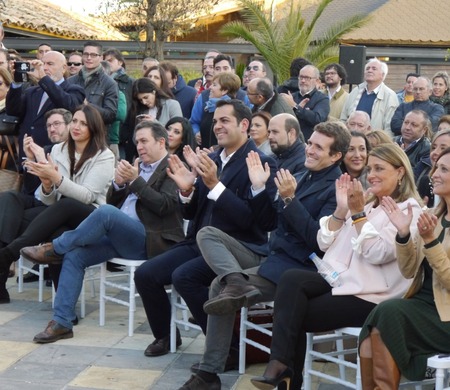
left=0, top=267, right=349, bottom=390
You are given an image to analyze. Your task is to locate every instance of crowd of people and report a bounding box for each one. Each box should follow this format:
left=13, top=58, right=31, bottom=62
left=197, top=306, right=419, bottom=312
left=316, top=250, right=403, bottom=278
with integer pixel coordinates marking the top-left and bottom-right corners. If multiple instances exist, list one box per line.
left=1, top=32, right=450, bottom=390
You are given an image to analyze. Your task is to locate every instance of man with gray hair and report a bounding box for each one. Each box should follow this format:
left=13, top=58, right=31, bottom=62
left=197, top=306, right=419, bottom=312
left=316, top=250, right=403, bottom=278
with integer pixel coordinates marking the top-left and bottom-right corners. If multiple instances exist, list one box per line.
left=281, top=64, right=330, bottom=140
left=346, top=110, right=372, bottom=134
left=391, top=76, right=444, bottom=135
left=247, top=77, right=294, bottom=117
left=341, top=58, right=398, bottom=133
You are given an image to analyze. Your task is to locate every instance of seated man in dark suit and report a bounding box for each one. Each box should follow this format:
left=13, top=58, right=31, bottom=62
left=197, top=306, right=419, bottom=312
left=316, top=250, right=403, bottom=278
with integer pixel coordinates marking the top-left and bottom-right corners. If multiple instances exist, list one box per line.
left=134, top=99, right=278, bottom=357
left=178, top=120, right=351, bottom=390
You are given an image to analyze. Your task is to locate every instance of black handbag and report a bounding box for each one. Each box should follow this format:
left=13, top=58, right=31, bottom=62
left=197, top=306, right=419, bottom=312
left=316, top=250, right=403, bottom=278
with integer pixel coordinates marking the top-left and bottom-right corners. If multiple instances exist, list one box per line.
left=0, top=113, right=20, bottom=135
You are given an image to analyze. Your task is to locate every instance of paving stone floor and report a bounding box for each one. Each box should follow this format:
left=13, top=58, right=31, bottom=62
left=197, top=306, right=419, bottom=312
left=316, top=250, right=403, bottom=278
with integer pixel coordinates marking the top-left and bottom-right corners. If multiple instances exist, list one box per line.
left=0, top=266, right=429, bottom=389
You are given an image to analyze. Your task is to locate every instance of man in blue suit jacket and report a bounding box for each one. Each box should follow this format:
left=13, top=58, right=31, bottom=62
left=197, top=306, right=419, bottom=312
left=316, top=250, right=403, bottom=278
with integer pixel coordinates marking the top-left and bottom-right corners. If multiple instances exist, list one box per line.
left=134, top=100, right=278, bottom=357
left=178, top=121, right=351, bottom=390
left=6, top=51, right=85, bottom=162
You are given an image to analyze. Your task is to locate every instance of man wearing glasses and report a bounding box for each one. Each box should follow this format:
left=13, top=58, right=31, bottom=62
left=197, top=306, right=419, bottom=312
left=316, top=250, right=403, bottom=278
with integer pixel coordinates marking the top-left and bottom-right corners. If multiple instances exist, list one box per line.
left=246, top=60, right=266, bottom=82
left=66, top=41, right=118, bottom=125
left=281, top=64, right=330, bottom=140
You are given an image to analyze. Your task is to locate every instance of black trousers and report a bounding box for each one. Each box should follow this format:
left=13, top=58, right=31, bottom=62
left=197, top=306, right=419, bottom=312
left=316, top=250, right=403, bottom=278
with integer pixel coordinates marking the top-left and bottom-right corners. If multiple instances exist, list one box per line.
left=7, top=197, right=96, bottom=259
left=270, top=269, right=376, bottom=389
left=0, top=191, right=46, bottom=246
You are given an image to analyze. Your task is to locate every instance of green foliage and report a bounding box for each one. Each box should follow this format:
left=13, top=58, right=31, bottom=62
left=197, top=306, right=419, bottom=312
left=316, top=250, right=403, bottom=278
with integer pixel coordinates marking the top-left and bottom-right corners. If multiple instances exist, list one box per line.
left=180, top=69, right=202, bottom=83
left=220, top=0, right=370, bottom=83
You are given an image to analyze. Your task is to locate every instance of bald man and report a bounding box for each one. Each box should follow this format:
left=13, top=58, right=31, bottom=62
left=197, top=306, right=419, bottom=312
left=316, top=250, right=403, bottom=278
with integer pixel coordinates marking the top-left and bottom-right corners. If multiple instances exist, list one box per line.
left=6, top=51, right=85, bottom=165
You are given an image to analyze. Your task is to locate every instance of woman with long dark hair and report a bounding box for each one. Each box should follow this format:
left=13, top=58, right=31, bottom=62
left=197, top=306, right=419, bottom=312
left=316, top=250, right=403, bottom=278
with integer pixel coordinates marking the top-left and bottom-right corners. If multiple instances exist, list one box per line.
left=341, top=131, right=371, bottom=190
left=165, top=116, right=196, bottom=162
left=132, top=78, right=182, bottom=127
left=0, top=105, right=115, bottom=303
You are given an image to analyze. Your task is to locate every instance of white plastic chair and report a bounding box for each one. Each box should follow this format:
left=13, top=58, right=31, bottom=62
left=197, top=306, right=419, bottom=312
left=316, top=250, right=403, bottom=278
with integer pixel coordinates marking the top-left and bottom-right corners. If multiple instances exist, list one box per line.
left=304, top=327, right=437, bottom=390
left=170, top=287, right=201, bottom=352
left=238, top=302, right=274, bottom=374
left=99, top=258, right=146, bottom=337
left=426, top=355, right=450, bottom=390
left=17, top=255, right=48, bottom=302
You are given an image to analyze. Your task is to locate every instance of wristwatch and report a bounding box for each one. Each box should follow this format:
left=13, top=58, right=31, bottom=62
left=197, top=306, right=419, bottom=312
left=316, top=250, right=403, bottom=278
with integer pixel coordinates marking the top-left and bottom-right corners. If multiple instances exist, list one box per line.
left=282, top=196, right=294, bottom=207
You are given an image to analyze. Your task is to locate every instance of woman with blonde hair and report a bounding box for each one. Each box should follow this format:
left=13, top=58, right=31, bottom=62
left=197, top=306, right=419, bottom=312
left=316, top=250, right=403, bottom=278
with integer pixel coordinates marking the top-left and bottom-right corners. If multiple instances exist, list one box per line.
left=430, top=71, right=450, bottom=114
left=365, top=129, right=393, bottom=148
left=359, top=146, right=450, bottom=387
left=251, top=144, right=422, bottom=390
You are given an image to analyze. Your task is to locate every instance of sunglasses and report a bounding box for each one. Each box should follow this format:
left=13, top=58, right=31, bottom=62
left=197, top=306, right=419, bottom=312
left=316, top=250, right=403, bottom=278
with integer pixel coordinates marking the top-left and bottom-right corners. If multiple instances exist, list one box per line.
left=246, top=65, right=260, bottom=71
left=67, top=62, right=82, bottom=66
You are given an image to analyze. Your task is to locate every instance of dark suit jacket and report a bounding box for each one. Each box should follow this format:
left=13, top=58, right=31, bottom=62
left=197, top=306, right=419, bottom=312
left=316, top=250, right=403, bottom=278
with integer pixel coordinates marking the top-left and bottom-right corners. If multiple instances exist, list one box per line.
left=106, top=154, right=184, bottom=258
left=292, top=88, right=330, bottom=141
left=183, top=139, right=278, bottom=245
left=6, top=76, right=85, bottom=159
left=256, top=163, right=341, bottom=284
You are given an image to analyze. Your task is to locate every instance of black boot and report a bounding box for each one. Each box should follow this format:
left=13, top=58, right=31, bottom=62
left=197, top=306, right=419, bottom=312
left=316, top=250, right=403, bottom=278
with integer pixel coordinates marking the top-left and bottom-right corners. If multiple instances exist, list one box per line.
left=0, top=247, right=15, bottom=304
left=0, top=270, right=10, bottom=304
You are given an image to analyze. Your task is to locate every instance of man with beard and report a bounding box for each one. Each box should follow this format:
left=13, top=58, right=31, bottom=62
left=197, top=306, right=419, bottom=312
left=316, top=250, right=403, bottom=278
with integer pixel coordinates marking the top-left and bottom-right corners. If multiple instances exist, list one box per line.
left=268, top=113, right=306, bottom=175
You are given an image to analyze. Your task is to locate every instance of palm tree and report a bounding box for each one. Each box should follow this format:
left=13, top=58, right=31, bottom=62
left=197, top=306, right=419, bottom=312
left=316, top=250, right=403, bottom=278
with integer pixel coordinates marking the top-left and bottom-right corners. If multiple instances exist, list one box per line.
left=220, top=0, right=370, bottom=83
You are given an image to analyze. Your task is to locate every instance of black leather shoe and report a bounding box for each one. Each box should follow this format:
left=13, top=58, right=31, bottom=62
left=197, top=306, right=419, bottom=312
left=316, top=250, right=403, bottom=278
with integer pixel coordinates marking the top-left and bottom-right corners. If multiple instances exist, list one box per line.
left=33, top=320, right=73, bottom=343
left=203, top=283, right=262, bottom=316
left=178, top=373, right=221, bottom=390
left=0, top=286, right=10, bottom=304
left=144, top=329, right=182, bottom=357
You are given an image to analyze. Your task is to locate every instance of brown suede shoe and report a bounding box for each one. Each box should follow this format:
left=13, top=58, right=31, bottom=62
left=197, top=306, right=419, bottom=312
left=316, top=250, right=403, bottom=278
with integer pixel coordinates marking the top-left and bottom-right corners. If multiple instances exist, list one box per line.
left=203, top=283, right=262, bottom=316
left=20, top=243, right=63, bottom=265
left=144, top=329, right=182, bottom=357
left=33, top=320, right=73, bottom=343
left=178, top=373, right=221, bottom=390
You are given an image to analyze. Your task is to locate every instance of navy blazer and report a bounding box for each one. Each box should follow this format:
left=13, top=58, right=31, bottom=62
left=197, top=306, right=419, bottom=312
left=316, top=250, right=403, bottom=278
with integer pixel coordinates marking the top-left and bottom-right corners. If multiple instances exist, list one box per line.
left=257, top=163, right=341, bottom=284
left=6, top=76, right=85, bottom=159
left=292, top=89, right=330, bottom=141
left=183, top=139, right=278, bottom=245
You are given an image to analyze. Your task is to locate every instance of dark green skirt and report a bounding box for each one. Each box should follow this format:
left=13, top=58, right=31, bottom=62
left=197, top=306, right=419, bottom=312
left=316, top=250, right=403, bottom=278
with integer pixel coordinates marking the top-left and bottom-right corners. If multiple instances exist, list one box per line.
left=359, top=296, right=450, bottom=380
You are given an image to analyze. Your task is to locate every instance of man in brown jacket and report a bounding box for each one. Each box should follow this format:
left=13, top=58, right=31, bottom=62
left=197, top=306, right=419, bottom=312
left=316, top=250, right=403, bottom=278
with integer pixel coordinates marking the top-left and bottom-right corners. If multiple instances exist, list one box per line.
left=21, top=121, right=184, bottom=343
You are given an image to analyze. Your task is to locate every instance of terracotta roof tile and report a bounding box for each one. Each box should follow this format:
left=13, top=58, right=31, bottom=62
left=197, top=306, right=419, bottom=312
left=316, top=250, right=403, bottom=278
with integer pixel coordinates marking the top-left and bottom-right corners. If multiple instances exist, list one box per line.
left=1, top=0, right=127, bottom=40
left=341, top=0, right=450, bottom=45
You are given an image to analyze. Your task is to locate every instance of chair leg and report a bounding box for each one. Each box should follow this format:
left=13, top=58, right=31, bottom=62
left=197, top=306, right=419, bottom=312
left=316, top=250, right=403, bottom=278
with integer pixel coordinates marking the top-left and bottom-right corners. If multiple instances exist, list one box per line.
left=128, top=265, right=136, bottom=337
left=99, top=262, right=106, bottom=327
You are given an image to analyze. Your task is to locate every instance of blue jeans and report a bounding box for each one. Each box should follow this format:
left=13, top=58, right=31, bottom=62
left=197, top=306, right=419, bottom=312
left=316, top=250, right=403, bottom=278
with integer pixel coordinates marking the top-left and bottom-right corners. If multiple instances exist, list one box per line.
left=52, top=205, right=147, bottom=329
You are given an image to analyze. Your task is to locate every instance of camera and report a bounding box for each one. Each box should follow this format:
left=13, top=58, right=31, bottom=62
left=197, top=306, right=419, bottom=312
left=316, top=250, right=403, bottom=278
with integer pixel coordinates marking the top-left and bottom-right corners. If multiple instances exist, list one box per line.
left=14, top=61, right=31, bottom=83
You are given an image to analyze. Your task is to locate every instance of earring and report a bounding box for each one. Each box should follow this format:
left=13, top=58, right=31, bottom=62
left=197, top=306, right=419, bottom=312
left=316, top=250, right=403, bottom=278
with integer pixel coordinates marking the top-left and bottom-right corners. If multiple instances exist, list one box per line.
left=398, top=178, right=402, bottom=187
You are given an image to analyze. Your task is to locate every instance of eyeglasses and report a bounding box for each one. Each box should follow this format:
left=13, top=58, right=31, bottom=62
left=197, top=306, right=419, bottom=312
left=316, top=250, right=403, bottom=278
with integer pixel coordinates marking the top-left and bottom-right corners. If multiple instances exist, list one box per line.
left=246, top=65, right=260, bottom=71
left=299, top=75, right=316, bottom=81
left=46, top=121, right=65, bottom=129
left=324, top=71, right=337, bottom=76
left=67, top=62, right=82, bottom=66
left=82, top=52, right=101, bottom=59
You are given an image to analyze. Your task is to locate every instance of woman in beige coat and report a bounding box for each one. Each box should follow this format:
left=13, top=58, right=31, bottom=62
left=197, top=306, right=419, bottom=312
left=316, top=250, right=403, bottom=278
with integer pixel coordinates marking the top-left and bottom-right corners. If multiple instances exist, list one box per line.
left=359, top=146, right=450, bottom=388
